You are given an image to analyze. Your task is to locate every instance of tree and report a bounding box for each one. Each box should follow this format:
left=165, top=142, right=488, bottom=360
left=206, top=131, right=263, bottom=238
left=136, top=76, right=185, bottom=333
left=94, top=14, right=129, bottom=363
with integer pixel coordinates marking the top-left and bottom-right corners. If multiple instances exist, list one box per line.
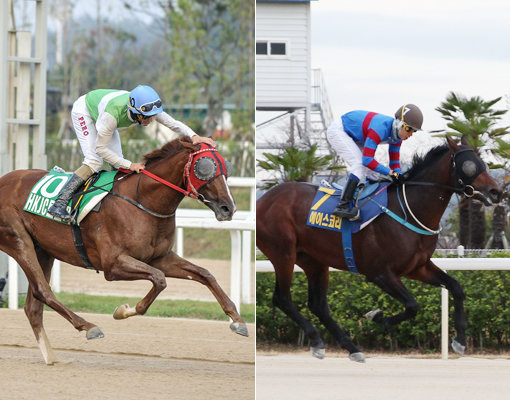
left=435, top=92, right=510, bottom=248
left=156, top=0, right=254, bottom=138
left=257, top=144, right=342, bottom=190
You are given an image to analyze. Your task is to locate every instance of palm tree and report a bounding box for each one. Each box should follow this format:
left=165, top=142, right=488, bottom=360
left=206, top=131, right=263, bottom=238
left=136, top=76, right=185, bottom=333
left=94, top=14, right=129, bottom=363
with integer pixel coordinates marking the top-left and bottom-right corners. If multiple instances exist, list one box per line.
left=435, top=92, right=510, bottom=248
left=257, top=144, right=343, bottom=190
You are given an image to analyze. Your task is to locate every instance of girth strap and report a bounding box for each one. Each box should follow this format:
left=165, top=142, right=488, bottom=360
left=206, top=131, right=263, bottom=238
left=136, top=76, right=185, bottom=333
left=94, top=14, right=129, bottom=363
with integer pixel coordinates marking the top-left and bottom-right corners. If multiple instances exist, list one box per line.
left=341, top=220, right=359, bottom=273
left=70, top=222, right=98, bottom=272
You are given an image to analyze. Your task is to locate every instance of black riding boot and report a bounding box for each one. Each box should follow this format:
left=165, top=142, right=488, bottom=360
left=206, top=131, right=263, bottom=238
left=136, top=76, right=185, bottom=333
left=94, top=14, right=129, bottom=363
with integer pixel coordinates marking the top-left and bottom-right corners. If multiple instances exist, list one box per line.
left=48, top=174, right=85, bottom=222
left=332, top=177, right=361, bottom=221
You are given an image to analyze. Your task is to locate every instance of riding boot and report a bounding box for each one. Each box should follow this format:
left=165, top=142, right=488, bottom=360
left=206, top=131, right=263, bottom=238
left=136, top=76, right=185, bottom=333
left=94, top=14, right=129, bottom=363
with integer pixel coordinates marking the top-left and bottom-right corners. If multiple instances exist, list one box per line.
left=48, top=174, right=85, bottom=222
left=332, top=177, right=361, bottom=221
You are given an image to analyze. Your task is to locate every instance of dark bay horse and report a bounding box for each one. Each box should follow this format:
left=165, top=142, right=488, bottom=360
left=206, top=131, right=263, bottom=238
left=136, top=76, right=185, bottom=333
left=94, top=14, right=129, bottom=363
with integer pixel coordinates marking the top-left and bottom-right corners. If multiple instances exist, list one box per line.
left=257, top=137, right=502, bottom=362
left=0, top=138, right=248, bottom=365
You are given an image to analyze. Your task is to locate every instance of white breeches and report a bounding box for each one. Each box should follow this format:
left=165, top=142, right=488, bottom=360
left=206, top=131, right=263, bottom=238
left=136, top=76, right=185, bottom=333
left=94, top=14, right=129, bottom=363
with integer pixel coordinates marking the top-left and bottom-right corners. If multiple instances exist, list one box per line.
left=326, top=119, right=380, bottom=182
left=71, top=95, right=123, bottom=172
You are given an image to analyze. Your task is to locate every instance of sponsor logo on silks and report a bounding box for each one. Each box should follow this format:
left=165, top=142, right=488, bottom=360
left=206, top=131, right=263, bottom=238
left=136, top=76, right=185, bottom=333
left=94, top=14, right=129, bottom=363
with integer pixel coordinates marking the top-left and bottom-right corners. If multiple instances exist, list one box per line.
left=24, top=172, right=71, bottom=220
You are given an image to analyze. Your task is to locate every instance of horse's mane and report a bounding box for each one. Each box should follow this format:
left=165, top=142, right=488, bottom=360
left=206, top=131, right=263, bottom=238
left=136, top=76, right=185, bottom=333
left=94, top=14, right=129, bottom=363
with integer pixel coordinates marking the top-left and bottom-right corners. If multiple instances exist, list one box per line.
left=405, top=140, right=450, bottom=180
left=143, top=137, right=195, bottom=166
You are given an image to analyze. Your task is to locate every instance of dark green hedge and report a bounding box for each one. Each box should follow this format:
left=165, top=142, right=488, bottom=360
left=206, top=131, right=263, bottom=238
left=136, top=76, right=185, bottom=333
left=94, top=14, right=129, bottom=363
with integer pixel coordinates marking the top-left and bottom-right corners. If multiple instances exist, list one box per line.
left=257, top=268, right=510, bottom=352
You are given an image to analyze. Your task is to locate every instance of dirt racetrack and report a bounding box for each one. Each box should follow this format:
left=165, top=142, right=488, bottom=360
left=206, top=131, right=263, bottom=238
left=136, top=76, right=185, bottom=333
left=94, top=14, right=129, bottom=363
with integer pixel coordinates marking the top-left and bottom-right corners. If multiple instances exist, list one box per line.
left=0, top=257, right=254, bottom=400
left=257, top=352, right=510, bottom=400
left=0, top=309, right=254, bottom=400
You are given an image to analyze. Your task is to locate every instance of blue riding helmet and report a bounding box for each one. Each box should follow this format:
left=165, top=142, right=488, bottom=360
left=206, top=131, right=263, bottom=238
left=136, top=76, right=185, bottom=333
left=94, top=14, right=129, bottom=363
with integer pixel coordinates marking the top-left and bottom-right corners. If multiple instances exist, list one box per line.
left=128, top=85, right=163, bottom=117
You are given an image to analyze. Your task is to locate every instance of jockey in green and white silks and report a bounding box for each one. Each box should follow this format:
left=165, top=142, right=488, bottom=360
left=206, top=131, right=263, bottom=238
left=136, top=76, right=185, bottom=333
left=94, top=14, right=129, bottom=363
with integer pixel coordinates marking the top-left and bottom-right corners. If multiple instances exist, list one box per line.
left=48, top=85, right=215, bottom=223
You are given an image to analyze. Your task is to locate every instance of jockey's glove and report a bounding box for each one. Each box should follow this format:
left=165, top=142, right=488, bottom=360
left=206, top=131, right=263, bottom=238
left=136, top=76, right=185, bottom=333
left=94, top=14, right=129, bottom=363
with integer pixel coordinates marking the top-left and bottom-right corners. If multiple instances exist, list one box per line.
left=389, top=170, right=405, bottom=185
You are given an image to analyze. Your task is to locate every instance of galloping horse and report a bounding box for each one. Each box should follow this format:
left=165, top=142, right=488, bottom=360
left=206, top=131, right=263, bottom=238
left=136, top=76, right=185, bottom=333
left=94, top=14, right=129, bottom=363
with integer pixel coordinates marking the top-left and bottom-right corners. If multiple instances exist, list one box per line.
left=257, top=137, right=502, bottom=362
left=0, top=137, right=248, bottom=365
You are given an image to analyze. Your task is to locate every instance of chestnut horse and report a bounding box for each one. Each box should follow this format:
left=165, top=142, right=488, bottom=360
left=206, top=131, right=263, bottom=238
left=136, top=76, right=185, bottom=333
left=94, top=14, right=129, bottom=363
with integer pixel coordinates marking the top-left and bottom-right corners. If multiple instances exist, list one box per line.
left=257, top=137, right=502, bottom=362
left=0, top=138, right=248, bottom=365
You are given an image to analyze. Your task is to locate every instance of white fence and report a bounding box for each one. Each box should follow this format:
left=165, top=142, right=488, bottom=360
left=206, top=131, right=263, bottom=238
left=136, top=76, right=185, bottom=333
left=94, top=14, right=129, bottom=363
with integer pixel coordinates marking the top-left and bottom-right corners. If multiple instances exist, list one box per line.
left=5, top=177, right=255, bottom=314
left=256, top=257, right=510, bottom=359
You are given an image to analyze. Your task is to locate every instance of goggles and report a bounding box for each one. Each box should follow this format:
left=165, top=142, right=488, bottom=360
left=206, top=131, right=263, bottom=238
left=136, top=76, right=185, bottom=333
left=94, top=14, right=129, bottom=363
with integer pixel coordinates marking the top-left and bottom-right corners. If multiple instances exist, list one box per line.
left=130, top=98, right=162, bottom=114
left=404, top=124, right=416, bottom=133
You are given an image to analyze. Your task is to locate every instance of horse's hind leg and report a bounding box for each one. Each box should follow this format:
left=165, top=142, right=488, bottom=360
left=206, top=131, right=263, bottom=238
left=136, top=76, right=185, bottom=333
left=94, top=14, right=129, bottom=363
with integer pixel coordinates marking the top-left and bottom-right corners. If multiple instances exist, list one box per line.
left=24, top=249, right=56, bottom=365
left=0, top=219, right=101, bottom=339
left=151, top=252, right=248, bottom=336
left=407, top=260, right=467, bottom=354
left=302, top=262, right=364, bottom=362
left=366, top=273, right=419, bottom=329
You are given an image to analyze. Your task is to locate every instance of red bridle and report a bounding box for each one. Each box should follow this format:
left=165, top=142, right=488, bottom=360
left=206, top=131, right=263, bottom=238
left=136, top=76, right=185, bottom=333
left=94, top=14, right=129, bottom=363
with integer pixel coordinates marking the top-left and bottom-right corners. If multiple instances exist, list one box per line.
left=118, top=144, right=228, bottom=200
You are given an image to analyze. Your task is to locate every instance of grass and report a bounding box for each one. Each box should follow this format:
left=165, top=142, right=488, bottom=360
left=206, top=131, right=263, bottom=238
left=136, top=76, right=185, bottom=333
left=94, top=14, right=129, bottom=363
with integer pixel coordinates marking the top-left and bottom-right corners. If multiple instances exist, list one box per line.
left=15, top=292, right=255, bottom=323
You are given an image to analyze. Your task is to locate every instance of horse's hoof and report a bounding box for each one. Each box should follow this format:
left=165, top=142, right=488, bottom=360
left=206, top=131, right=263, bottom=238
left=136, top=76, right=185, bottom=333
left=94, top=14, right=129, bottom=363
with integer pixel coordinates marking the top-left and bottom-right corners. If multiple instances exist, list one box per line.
left=349, top=352, right=366, bottom=363
left=113, top=304, right=136, bottom=320
left=310, top=347, right=325, bottom=359
left=230, top=322, right=249, bottom=337
left=86, top=326, right=104, bottom=340
left=364, top=309, right=382, bottom=321
left=451, top=339, right=465, bottom=355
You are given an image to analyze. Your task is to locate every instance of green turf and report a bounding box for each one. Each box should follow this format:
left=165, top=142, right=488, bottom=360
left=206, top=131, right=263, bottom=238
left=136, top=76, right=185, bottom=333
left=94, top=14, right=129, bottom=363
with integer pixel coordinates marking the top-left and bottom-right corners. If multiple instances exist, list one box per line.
left=15, top=292, right=254, bottom=323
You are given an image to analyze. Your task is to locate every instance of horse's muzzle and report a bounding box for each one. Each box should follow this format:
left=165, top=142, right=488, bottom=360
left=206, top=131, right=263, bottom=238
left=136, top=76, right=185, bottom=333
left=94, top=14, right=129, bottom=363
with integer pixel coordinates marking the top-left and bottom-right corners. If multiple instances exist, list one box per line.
left=213, top=202, right=236, bottom=221
left=488, top=187, right=503, bottom=204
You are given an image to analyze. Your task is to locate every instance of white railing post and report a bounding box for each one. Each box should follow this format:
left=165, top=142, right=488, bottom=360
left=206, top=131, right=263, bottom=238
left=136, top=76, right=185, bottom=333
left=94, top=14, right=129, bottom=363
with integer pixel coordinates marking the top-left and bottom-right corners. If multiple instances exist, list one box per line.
left=457, top=245, right=464, bottom=257
left=229, top=230, right=242, bottom=313
left=51, top=259, right=61, bottom=293
left=441, top=284, right=449, bottom=360
left=176, top=227, right=184, bottom=257
left=8, top=257, right=18, bottom=310
left=242, top=230, right=252, bottom=304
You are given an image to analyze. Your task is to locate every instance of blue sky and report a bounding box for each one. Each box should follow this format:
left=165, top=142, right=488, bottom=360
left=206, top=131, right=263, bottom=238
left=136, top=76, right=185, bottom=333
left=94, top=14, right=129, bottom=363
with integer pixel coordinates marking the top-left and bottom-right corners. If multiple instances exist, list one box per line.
left=310, top=0, right=510, bottom=160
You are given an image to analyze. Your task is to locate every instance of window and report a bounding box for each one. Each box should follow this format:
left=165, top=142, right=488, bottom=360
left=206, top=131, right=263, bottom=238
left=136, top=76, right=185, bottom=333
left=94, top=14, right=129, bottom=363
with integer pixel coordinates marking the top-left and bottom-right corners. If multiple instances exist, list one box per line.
left=256, top=42, right=268, bottom=55
left=256, top=40, right=288, bottom=57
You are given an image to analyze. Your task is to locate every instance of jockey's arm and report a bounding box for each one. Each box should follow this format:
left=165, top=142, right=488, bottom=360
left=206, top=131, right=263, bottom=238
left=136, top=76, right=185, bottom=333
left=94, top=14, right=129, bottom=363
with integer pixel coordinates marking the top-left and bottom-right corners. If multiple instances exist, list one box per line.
left=388, top=141, right=403, bottom=174
left=95, top=112, right=133, bottom=171
left=361, top=130, right=391, bottom=176
left=155, top=112, right=216, bottom=147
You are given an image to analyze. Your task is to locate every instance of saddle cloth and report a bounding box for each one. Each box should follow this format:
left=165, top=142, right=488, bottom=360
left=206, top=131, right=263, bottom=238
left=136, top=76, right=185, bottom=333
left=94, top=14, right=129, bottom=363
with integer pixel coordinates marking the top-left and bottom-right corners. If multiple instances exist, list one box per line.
left=306, top=181, right=389, bottom=233
left=23, top=168, right=117, bottom=225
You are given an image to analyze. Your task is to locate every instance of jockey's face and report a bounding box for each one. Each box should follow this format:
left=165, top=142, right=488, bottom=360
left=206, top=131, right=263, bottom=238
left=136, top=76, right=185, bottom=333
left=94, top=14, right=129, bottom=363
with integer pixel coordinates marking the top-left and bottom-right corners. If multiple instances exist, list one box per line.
left=399, top=125, right=416, bottom=140
left=139, top=115, right=154, bottom=126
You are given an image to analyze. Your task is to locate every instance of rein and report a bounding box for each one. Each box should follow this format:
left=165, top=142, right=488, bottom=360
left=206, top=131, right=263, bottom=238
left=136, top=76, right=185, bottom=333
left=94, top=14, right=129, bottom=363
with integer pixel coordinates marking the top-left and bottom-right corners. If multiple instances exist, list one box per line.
left=360, top=148, right=483, bottom=235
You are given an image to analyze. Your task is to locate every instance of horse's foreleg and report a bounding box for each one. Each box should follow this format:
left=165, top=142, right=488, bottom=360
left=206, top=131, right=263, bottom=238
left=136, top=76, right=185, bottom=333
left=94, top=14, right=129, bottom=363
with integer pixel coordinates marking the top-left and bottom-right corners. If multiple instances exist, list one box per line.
left=407, top=260, right=467, bottom=354
left=368, top=274, right=419, bottom=329
left=24, top=250, right=57, bottom=365
left=103, top=254, right=167, bottom=319
left=151, top=252, right=248, bottom=336
left=304, top=265, right=364, bottom=362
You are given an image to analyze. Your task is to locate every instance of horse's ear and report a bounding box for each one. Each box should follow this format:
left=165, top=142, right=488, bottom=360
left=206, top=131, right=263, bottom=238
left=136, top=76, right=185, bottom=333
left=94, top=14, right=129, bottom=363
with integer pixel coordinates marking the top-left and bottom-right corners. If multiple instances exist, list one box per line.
left=460, top=135, right=470, bottom=147
left=446, top=135, right=460, bottom=151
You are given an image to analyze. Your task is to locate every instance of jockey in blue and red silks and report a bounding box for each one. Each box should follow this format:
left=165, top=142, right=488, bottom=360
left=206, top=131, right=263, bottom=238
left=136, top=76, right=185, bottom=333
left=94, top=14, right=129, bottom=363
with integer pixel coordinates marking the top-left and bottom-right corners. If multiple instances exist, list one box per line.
left=326, top=104, right=424, bottom=221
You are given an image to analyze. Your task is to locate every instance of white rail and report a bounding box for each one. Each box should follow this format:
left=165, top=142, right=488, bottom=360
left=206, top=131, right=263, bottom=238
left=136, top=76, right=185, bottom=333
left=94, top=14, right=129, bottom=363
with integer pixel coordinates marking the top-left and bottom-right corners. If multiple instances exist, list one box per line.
left=256, top=257, right=510, bottom=359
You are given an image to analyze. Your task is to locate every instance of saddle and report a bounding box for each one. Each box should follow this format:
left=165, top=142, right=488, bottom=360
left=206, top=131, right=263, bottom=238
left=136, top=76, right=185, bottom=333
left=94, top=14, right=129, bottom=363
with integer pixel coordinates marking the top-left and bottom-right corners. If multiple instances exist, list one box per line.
left=24, top=168, right=117, bottom=225
left=306, top=180, right=390, bottom=274
left=306, top=180, right=389, bottom=233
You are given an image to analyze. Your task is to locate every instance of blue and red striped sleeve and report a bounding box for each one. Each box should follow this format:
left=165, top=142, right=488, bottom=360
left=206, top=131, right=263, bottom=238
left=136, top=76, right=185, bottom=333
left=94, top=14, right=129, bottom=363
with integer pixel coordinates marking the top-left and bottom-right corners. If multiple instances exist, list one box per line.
left=388, top=141, right=402, bottom=173
left=362, top=130, right=391, bottom=175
